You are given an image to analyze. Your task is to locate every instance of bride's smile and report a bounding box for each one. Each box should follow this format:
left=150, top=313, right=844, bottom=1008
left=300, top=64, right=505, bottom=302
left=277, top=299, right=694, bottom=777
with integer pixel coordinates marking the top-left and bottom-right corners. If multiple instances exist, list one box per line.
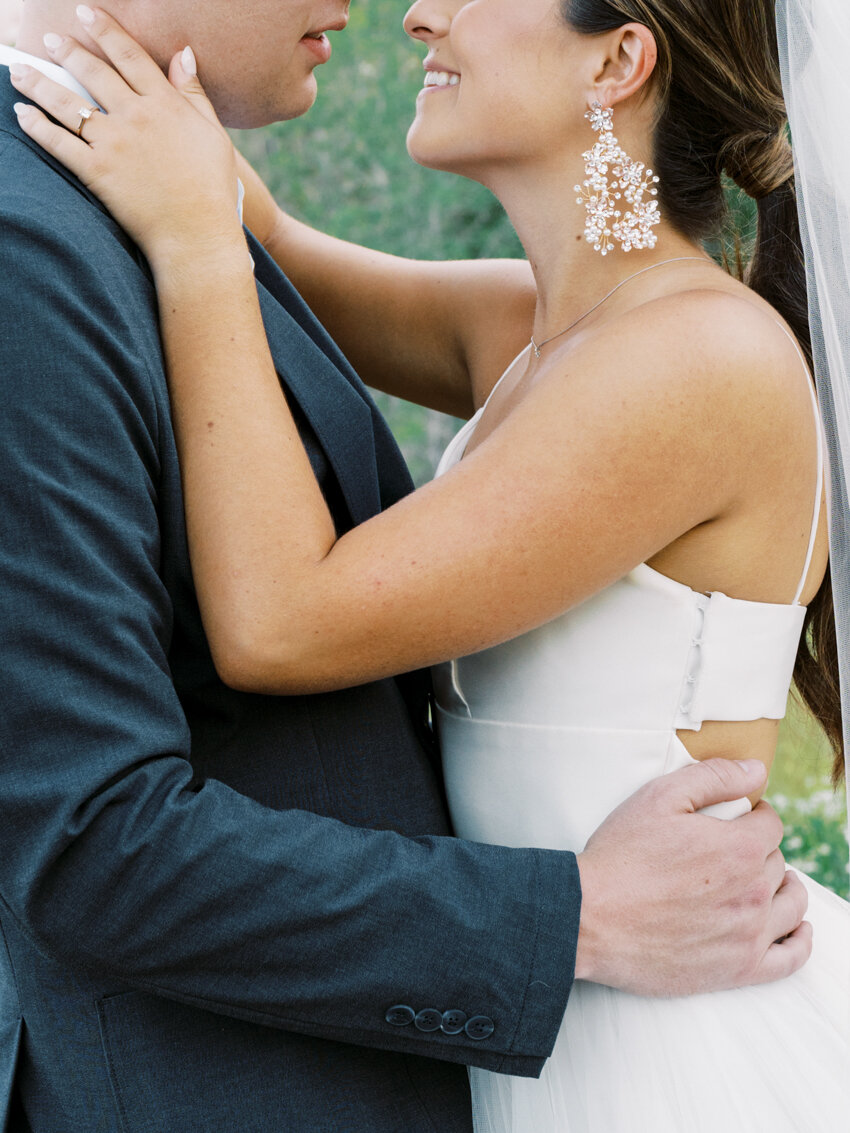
left=404, top=0, right=595, bottom=179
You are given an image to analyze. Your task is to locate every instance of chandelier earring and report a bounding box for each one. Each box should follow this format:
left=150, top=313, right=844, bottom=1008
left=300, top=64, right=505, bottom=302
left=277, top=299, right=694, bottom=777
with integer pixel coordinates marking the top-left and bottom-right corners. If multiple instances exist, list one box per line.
left=575, top=102, right=661, bottom=256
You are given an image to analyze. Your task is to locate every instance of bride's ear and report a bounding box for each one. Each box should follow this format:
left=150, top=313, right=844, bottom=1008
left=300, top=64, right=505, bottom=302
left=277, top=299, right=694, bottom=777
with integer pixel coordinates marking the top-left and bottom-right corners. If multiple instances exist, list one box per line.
left=589, top=23, right=658, bottom=110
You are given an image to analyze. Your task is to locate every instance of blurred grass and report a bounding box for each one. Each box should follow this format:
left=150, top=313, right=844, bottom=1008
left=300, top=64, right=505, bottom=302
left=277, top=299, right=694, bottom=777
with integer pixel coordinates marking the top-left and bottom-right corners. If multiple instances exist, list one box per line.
left=772, top=698, right=839, bottom=798
left=771, top=702, right=848, bottom=897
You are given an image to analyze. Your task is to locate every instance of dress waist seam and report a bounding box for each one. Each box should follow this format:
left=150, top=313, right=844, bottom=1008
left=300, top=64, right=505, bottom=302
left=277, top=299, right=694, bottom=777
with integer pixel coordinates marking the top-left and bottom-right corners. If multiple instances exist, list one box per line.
left=435, top=707, right=676, bottom=736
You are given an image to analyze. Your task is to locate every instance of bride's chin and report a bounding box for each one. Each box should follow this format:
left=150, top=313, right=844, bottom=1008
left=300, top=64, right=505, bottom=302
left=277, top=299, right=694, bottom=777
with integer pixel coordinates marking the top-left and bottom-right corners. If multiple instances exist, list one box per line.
left=406, top=128, right=465, bottom=175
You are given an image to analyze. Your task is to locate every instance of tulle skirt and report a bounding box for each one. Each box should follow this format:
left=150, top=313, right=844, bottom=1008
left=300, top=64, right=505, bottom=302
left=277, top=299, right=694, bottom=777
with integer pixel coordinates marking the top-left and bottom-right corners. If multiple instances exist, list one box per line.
left=470, top=872, right=850, bottom=1133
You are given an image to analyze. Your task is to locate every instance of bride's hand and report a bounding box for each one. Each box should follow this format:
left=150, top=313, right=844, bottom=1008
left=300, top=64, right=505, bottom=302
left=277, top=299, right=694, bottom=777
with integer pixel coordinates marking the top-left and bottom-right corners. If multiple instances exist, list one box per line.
left=10, top=7, right=243, bottom=268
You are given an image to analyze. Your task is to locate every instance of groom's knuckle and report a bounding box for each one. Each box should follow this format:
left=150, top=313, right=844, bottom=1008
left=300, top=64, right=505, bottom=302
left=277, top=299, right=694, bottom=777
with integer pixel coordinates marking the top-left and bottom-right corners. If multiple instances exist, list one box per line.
left=696, top=756, right=727, bottom=783
left=747, top=877, right=773, bottom=910
left=726, top=830, right=760, bottom=876
left=744, top=832, right=767, bottom=868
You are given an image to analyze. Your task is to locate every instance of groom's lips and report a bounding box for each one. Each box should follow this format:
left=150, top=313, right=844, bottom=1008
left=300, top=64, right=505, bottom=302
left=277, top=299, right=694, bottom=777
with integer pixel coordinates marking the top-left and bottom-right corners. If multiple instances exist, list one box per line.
left=301, top=13, right=348, bottom=64
left=300, top=32, right=333, bottom=64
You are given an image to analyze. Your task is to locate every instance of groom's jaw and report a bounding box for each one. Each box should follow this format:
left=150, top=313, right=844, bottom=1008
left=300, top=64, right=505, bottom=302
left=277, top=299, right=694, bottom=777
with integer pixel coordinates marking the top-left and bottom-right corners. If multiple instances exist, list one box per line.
left=16, top=0, right=352, bottom=129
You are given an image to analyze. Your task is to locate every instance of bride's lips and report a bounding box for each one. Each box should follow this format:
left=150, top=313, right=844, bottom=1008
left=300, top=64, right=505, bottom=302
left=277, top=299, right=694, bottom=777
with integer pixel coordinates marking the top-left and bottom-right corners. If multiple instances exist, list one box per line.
left=419, top=60, right=461, bottom=99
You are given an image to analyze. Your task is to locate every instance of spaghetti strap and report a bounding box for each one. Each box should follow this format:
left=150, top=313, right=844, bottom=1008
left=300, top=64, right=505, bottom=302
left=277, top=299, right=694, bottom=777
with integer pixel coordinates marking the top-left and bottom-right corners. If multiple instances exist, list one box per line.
left=480, top=344, right=532, bottom=414
left=773, top=322, right=825, bottom=605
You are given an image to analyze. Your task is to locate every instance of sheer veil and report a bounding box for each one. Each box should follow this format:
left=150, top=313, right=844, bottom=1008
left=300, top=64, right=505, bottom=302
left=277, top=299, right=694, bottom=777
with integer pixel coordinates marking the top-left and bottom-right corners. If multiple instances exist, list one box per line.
left=776, top=0, right=850, bottom=844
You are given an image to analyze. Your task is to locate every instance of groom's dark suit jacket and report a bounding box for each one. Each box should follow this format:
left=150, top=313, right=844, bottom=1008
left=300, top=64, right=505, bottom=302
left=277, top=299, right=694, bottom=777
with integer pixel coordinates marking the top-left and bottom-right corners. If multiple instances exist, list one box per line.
left=0, top=77, right=580, bottom=1133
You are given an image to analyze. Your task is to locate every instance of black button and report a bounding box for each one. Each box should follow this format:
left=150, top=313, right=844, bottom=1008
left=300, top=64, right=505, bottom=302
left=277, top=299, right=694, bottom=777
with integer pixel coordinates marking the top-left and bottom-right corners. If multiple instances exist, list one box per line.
left=414, top=1008, right=443, bottom=1032
left=465, top=1015, right=495, bottom=1041
left=386, top=1005, right=415, bottom=1027
left=441, top=1009, right=468, bottom=1035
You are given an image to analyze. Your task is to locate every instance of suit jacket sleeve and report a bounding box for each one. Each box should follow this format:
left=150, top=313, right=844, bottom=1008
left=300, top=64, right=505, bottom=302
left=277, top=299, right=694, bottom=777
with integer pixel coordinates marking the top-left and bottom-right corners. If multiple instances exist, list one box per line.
left=0, top=185, right=580, bottom=1078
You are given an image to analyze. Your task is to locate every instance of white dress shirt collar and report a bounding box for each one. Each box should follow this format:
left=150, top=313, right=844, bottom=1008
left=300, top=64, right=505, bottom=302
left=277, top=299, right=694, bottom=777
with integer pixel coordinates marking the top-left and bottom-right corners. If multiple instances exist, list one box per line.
left=0, top=43, right=94, bottom=103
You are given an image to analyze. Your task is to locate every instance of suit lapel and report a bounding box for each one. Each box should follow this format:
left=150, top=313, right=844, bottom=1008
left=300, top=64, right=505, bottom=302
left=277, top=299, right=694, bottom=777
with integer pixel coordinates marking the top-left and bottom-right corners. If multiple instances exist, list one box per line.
left=248, top=237, right=416, bottom=511
left=251, top=241, right=383, bottom=527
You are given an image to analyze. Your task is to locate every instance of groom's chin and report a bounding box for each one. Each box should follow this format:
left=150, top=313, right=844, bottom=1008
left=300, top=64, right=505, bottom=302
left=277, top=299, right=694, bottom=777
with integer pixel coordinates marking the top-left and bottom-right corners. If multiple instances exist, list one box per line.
left=210, top=75, right=320, bottom=131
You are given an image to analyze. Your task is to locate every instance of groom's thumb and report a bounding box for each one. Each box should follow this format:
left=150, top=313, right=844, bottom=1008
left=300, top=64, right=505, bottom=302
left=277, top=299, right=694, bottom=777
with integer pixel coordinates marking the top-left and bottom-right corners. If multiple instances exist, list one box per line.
left=671, top=757, right=767, bottom=814
left=167, top=47, right=219, bottom=126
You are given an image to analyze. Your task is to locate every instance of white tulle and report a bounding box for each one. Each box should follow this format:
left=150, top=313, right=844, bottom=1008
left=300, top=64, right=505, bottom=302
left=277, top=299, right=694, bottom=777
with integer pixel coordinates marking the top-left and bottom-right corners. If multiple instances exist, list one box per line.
left=777, top=0, right=850, bottom=827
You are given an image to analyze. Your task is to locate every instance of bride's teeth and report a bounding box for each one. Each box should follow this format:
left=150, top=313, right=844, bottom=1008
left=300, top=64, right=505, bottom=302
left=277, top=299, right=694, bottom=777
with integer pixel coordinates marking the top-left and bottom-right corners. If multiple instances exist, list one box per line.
left=424, top=72, right=460, bottom=88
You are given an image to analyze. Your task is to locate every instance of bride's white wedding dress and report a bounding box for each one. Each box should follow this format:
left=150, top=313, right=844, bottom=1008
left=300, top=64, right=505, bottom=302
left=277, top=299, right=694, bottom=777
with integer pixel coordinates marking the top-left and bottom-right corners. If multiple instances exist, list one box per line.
left=434, top=341, right=850, bottom=1132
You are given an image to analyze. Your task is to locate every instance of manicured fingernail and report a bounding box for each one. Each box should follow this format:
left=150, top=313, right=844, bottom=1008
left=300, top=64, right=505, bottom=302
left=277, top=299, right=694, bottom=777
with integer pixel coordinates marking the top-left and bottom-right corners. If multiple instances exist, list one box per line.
left=13, top=102, right=33, bottom=117
left=43, top=33, right=64, bottom=51
left=181, top=46, right=197, bottom=77
left=739, top=759, right=766, bottom=778
left=8, top=64, right=30, bottom=81
left=76, top=5, right=96, bottom=26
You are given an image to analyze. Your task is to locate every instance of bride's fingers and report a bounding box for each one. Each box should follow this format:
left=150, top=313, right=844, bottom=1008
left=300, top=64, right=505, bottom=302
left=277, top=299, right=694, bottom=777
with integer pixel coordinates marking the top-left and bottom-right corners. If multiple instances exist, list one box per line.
left=12, top=102, right=91, bottom=182
left=165, top=49, right=222, bottom=128
left=8, top=64, right=105, bottom=143
left=44, top=7, right=166, bottom=101
left=36, top=39, right=126, bottom=114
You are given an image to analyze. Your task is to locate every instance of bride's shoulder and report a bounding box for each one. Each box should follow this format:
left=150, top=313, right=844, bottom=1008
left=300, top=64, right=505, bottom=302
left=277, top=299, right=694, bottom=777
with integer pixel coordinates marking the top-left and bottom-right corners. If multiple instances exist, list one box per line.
left=579, top=283, right=810, bottom=421
left=542, top=282, right=814, bottom=467
left=627, top=283, right=804, bottom=381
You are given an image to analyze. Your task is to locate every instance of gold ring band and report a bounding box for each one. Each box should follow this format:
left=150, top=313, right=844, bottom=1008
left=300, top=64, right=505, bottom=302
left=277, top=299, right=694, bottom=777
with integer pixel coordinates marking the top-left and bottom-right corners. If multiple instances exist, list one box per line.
left=75, top=105, right=97, bottom=139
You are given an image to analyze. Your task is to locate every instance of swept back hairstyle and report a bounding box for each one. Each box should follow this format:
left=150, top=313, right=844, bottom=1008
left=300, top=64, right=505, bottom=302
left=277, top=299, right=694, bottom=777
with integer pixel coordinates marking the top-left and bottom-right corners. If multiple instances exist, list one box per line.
left=562, top=0, right=843, bottom=781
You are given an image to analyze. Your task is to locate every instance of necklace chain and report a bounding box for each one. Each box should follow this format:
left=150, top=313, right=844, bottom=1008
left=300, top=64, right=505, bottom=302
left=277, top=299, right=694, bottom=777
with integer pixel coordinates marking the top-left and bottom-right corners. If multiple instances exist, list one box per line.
left=530, top=257, right=715, bottom=359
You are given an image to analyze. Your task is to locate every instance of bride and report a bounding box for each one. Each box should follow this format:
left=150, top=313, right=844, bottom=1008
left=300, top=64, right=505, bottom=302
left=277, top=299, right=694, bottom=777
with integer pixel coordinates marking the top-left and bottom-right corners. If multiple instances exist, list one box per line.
left=12, top=0, right=850, bottom=1128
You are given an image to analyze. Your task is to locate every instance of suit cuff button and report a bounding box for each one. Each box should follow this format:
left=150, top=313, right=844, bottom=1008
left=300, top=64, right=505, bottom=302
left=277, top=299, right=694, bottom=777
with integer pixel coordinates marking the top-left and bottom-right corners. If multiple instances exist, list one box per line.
left=414, top=1008, right=443, bottom=1032
left=465, top=1015, right=495, bottom=1041
left=385, top=1005, right=415, bottom=1027
left=440, top=1009, right=468, bottom=1035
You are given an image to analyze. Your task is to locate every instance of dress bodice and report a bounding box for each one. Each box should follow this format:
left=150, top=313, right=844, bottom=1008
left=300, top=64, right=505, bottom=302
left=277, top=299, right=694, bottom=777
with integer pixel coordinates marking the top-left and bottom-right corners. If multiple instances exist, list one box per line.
left=434, top=336, right=823, bottom=852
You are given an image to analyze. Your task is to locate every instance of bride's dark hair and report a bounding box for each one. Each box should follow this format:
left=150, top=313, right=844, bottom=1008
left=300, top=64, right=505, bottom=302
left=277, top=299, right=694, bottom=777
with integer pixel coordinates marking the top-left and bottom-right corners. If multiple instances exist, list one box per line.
left=562, top=0, right=843, bottom=782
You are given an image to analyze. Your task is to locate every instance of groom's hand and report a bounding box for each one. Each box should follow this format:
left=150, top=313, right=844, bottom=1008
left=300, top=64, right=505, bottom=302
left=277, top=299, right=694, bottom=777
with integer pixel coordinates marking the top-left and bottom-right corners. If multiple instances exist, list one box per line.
left=575, top=758, right=811, bottom=996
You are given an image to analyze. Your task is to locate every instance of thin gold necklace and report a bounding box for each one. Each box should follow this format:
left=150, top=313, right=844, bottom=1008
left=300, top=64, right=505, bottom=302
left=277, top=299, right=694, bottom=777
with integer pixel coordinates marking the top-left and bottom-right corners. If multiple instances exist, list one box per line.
left=530, top=256, right=715, bottom=359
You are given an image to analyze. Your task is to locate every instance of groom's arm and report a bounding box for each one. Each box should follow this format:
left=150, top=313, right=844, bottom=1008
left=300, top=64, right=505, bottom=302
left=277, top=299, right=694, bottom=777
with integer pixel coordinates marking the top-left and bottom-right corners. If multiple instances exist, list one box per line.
left=0, top=163, right=576, bottom=1077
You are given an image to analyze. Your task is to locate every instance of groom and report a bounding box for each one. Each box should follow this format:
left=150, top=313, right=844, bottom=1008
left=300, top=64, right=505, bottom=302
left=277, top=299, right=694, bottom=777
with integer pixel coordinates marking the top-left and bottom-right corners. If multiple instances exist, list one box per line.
left=0, top=2, right=811, bottom=1131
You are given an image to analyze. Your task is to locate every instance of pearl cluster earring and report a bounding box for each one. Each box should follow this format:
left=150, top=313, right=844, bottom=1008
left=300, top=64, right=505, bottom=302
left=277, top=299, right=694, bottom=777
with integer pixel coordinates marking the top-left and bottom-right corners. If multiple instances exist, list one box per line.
left=575, top=102, right=661, bottom=256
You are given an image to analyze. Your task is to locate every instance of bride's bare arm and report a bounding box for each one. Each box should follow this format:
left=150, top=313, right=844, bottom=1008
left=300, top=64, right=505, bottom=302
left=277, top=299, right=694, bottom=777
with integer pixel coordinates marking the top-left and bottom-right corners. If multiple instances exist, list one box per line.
left=145, top=264, right=797, bottom=694
left=237, top=154, right=536, bottom=417
left=12, top=17, right=809, bottom=694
